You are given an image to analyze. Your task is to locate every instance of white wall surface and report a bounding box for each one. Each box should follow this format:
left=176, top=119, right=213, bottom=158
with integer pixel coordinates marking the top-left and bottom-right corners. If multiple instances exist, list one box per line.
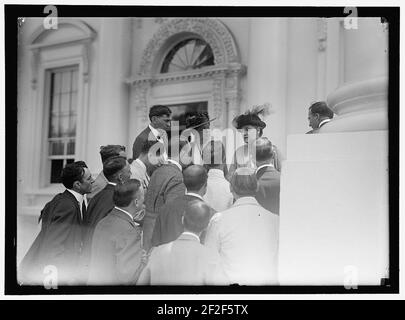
left=279, top=131, right=389, bottom=285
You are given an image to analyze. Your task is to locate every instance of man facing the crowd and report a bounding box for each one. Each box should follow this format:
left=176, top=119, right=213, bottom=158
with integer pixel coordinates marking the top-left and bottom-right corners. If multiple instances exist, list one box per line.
left=306, top=101, right=334, bottom=134
left=132, top=105, right=172, bottom=160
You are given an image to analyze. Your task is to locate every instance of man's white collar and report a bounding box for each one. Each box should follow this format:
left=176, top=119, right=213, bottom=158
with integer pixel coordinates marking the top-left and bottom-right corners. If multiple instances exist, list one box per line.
left=319, top=118, right=331, bottom=128
left=181, top=231, right=200, bottom=242
left=67, top=188, right=84, bottom=205
left=135, top=158, right=147, bottom=172
left=185, top=192, right=204, bottom=201
left=255, top=163, right=274, bottom=174
left=149, top=124, right=162, bottom=139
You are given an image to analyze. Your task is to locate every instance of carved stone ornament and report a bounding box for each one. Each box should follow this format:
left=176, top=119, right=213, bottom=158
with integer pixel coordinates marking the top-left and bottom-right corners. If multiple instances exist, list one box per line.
left=138, top=18, right=240, bottom=76
left=29, top=19, right=96, bottom=89
left=128, top=18, right=246, bottom=131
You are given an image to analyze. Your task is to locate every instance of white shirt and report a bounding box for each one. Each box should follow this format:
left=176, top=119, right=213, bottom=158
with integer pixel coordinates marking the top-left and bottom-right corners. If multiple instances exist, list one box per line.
left=203, top=169, right=233, bottom=212
left=149, top=124, right=162, bottom=140
left=234, top=144, right=256, bottom=169
left=204, top=196, right=279, bottom=285
left=67, top=188, right=85, bottom=219
left=131, top=158, right=150, bottom=189
left=149, top=124, right=168, bottom=161
left=135, top=158, right=147, bottom=172
left=188, top=132, right=204, bottom=165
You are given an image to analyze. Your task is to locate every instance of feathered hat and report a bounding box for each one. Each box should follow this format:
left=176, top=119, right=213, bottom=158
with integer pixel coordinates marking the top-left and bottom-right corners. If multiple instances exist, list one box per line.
left=232, top=104, right=270, bottom=129
left=185, top=111, right=216, bottom=130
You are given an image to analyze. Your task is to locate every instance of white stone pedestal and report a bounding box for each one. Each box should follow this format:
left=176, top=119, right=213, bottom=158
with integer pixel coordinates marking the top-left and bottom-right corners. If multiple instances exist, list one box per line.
left=278, top=130, right=388, bottom=285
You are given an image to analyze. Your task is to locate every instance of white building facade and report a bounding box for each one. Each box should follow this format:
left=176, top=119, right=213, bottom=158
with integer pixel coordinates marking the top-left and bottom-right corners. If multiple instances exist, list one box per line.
left=17, top=17, right=389, bottom=285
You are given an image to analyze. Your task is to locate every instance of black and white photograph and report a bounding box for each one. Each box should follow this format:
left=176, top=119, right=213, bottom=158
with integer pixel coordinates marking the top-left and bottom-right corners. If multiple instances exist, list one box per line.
left=2, top=2, right=401, bottom=300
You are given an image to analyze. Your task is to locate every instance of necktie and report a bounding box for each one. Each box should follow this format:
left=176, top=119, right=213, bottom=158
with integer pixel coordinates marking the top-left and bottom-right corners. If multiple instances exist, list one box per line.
left=81, top=201, right=87, bottom=221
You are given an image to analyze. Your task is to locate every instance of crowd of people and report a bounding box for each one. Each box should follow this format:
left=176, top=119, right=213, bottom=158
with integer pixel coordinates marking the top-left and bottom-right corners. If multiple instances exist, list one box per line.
left=19, top=101, right=334, bottom=286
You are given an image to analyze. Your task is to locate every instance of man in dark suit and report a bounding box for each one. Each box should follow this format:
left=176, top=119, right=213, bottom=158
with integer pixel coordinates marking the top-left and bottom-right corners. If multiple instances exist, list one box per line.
left=132, top=105, right=172, bottom=160
left=142, top=139, right=192, bottom=252
left=306, top=101, right=334, bottom=134
left=80, top=156, right=131, bottom=282
left=87, top=145, right=127, bottom=200
left=19, top=161, right=94, bottom=285
left=252, top=137, right=281, bottom=215
left=85, top=156, right=132, bottom=230
left=131, top=140, right=164, bottom=191
left=152, top=164, right=215, bottom=247
left=138, top=200, right=227, bottom=285
left=88, top=179, right=145, bottom=285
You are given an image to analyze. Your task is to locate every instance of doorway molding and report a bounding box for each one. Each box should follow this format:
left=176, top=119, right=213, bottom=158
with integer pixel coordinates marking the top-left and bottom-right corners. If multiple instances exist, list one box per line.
left=126, top=18, right=246, bottom=130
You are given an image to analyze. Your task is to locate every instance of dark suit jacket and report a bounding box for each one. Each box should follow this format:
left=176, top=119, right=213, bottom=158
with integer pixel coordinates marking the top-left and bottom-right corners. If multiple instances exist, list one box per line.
left=144, top=163, right=186, bottom=220
left=19, top=190, right=84, bottom=285
left=143, top=163, right=186, bottom=251
left=80, top=183, right=115, bottom=282
left=85, top=183, right=115, bottom=230
left=87, top=208, right=143, bottom=285
left=306, top=120, right=330, bottom=134
left=132, top=126, right=156, bottom=160
left=255, top=165, right=281, bottom=215
left=151, top=194, right=216, bottom=247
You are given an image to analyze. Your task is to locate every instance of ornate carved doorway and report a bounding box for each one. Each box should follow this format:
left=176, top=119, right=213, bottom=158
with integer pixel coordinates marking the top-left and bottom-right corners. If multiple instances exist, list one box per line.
left=127, top=18, right=246, bottom=137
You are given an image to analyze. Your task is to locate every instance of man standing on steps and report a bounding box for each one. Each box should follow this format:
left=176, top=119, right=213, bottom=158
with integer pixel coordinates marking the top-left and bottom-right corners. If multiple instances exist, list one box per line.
left=306, top=101, right=334, bottom=134
left=132, top=105, right=172, bottom=160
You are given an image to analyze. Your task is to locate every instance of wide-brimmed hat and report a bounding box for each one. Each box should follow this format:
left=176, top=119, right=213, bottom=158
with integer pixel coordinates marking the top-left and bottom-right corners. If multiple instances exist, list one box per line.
left=185, top=111, right=216, bottom=130
left=232, top=106, right=268, bottom=130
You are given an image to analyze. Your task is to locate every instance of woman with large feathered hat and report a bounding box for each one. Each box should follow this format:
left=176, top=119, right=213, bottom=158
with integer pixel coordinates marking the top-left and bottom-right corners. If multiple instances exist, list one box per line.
left=227, top=104, right=281, bottom=179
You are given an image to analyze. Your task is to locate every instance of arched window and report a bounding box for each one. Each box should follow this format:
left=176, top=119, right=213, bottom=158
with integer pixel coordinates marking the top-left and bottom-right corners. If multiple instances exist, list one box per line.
left=160, top=38, right=214, bottom=73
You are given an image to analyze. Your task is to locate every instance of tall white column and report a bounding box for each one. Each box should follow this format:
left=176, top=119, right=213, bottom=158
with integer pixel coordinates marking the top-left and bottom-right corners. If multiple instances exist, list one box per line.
left=246, top=18, right=288, bottom=155
left=87, top=18, right=132, bottom=172
left=279, top=18, right=389, bottom=285
left=324, top=18, right=388, bottom=133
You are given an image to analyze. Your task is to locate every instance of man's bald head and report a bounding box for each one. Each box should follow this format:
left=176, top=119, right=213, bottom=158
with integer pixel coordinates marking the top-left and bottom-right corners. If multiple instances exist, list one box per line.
left=183, top=164, right=208, bottom=193
left=183, top=200, right=212, bottom=234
